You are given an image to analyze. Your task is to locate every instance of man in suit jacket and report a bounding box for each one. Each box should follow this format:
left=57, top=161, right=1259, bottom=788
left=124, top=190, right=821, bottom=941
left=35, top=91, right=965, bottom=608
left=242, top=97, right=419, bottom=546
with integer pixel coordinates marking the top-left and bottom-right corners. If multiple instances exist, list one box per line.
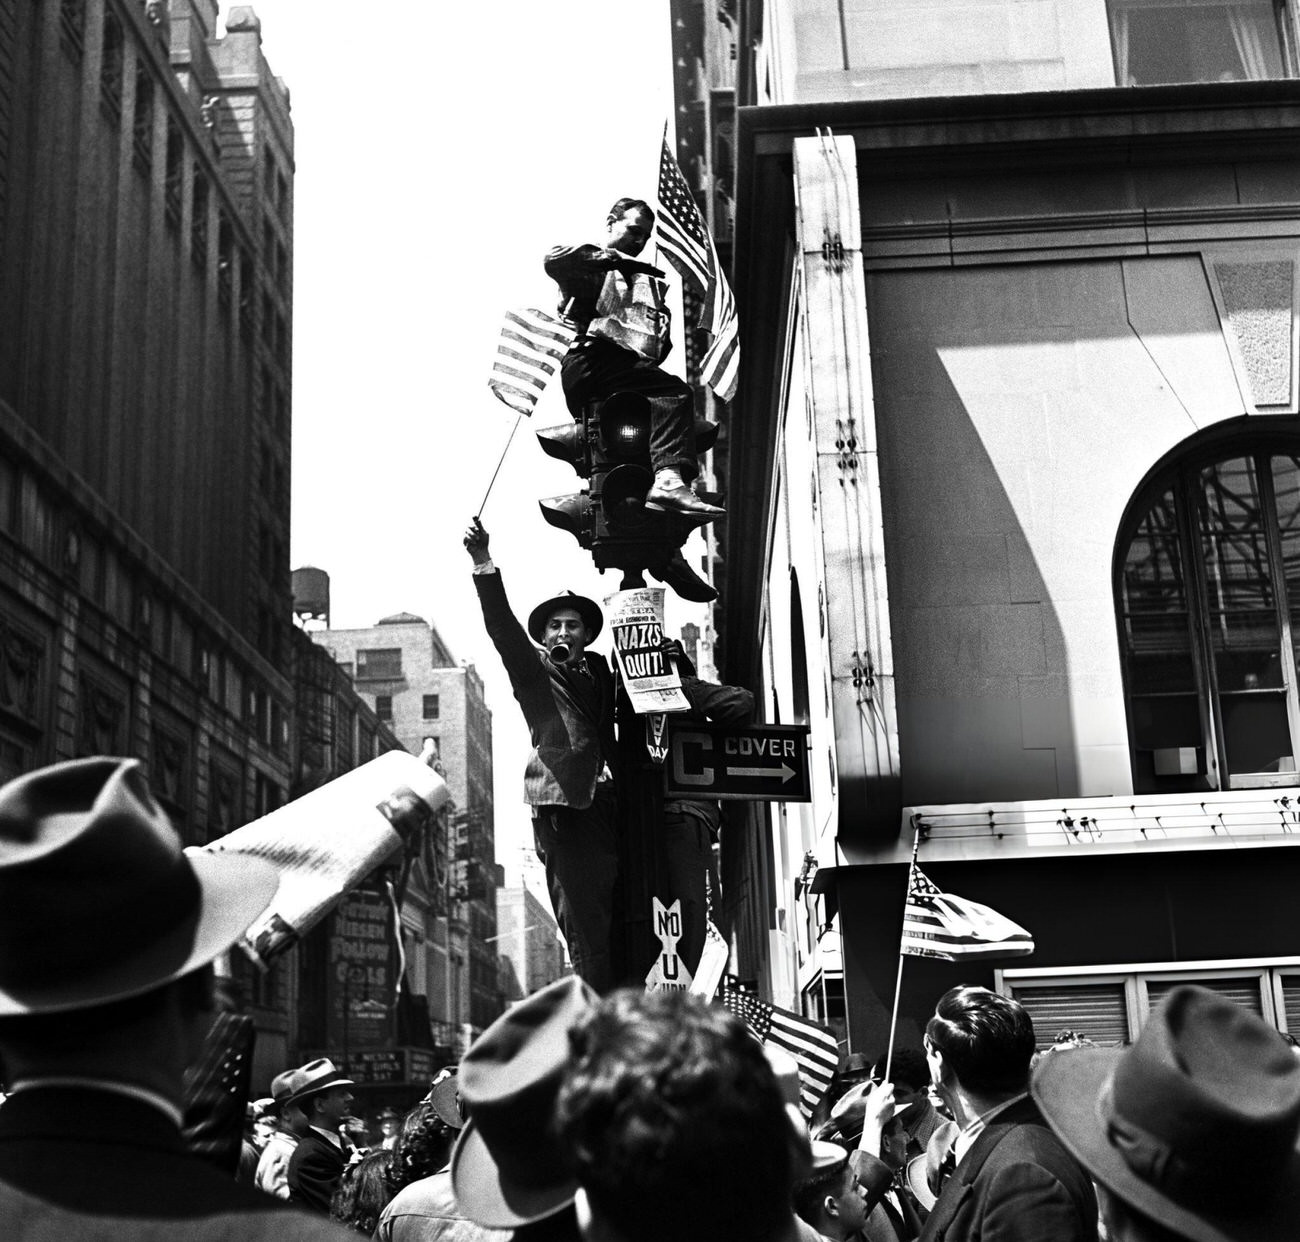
left=285, top=1059, right=358, bottom=1214
left=0, top=756, right=353, bottom=1241
left=917, top=985, right=1097, bottom=1242
left=465, top=517, right=622, bottom=992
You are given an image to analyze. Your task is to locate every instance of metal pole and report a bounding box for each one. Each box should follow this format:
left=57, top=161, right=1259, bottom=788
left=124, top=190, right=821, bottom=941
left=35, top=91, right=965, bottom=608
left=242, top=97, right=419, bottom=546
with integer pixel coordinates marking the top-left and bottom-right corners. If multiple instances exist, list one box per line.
left=884, top=823, right=923, bottom=1083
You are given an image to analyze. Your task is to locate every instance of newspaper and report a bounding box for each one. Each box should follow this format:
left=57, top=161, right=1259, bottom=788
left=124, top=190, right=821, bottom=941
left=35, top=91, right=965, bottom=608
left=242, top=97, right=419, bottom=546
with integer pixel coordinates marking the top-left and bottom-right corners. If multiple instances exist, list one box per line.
left=605, top=587, right=690, bottom=715
left=192, top=749, right=449, bottom=968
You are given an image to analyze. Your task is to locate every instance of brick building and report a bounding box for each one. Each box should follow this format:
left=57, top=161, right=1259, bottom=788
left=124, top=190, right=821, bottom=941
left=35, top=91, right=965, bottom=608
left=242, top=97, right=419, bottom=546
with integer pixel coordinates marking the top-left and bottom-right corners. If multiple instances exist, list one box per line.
left=0, top=1, right=406, bottom=1088
left=310, top=612, right=502, bottom=1036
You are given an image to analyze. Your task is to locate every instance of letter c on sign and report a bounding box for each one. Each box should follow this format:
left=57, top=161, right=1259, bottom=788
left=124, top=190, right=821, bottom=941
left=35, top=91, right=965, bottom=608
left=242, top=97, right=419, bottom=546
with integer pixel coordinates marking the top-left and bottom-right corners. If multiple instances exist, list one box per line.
left=671, top=730, right=713, bottom=787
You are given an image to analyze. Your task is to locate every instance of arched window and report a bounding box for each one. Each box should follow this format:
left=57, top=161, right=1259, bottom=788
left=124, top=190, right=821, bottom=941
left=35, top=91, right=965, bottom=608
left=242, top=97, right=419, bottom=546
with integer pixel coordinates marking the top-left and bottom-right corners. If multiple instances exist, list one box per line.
left=1117, top=422, right=1300, bottom=792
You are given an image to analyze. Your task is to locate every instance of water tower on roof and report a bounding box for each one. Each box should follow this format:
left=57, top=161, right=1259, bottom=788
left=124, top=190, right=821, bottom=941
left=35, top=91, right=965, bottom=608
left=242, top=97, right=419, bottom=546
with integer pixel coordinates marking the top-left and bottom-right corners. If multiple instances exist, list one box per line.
left=292, top=565, right=330, bottom=629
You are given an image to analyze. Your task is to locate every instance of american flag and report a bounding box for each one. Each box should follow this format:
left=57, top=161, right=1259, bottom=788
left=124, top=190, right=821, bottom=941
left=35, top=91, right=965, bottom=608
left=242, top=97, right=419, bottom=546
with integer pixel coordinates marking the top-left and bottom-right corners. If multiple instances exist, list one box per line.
left=901, top=867, right=1035, bottom=961
left=656, top=134, right=740, bottom=402
left=719, top=986, right=840, bottom=1117
left=488, top=308, right=578, bottom=416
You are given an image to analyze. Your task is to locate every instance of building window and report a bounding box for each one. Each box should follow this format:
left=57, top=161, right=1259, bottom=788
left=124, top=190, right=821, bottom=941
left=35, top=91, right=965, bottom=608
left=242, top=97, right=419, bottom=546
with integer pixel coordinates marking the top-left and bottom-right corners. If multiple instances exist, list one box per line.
left=164, top=121, right=183, bottom=229
left=132, top=63, right=154, bottom=171
left=59, top=0, right=86, bottom=59
left=375, top=694, right=393, bottom=722
left=1116, top=430, right=1300, bottom=792
left=191, top=167, right=209, bottom=271
left=997, top=959, right=1299, bottom=1044
left=356, top=648, right=402, bottom=680
left=99, top=12, right=124, bottom=118
left=423, top=694, right=440, bottom=720
left=1108, top=0, right=1294, bottom=85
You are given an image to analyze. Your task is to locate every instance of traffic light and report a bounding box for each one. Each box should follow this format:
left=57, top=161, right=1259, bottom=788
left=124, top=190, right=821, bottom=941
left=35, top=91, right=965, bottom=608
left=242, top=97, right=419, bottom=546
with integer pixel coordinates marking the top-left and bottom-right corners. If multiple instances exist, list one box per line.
left=537, top=391, right=720, bottom=596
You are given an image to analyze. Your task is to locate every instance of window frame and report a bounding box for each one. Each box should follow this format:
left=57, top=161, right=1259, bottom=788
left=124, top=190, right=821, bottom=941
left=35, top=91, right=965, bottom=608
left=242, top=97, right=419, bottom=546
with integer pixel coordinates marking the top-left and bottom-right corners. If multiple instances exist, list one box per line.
left=1116, top=426, right=1300, bottom=792
left=1106, top=0, right=1299, bottom=87
left=996, top=955, right=1300, bottom=1043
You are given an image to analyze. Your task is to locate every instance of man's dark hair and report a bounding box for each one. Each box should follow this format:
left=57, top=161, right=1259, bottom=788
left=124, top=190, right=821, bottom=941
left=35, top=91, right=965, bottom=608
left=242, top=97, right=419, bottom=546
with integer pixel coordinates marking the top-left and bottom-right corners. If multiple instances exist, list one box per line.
left=925, top=985, right=1035, bottom=1096
left=874, top=1047, right=929, bottom=1094
left=791, top=1153, right=848, bottom=1225
left=607, top=197, right=654, bottom=223
left=557, top=990, right=793, bottom=1242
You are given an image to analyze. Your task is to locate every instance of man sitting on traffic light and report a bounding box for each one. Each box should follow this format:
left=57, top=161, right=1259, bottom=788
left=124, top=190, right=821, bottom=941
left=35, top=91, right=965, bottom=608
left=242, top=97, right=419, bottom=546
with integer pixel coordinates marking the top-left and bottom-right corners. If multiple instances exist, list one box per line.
left=545, top=197, right=723, bottom=526
left=464, top=516, right=622, bottom=993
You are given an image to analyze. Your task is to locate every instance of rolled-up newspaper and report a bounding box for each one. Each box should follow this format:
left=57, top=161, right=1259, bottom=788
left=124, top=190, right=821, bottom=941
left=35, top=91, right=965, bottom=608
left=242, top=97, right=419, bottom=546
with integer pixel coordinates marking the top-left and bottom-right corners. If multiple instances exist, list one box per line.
left=192, top=749, right=450, bottom=968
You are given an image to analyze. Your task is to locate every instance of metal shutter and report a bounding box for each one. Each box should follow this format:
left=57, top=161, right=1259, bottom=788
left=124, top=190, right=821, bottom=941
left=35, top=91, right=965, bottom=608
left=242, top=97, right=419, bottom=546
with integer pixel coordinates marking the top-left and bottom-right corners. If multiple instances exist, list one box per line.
left=1280, top=975, right=1300, bottom=1034
left=1008, top=981, right=1130, bottom=1048
left=1146, top=976, right=1263, bottom=1017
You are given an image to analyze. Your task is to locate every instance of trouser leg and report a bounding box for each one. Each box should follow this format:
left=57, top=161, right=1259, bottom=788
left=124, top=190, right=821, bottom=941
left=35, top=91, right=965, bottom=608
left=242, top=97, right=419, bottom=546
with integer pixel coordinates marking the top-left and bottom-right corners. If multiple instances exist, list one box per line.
left=561, top=342, right=697, bottom=482
left=532, top=784, right=619, bottom=994
left=661, top=807, right=712, bottom=975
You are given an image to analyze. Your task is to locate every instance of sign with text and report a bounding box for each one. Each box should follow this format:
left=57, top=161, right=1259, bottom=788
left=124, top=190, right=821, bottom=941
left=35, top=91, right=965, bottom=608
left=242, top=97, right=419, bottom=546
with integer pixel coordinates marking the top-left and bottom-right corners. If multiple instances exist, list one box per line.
left=326, top=889, right=396, bottom=1052
left=605, top=587, right=690, bottom=715
left=664, top=721, right=812, bottom=802
left=645, top=897, right=692, bottom=992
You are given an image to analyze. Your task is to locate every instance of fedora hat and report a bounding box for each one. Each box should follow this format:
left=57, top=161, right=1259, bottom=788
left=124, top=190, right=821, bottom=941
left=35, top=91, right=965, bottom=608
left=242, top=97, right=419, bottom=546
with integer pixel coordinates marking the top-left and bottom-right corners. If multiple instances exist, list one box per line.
left=451, top=975, right=597, bottom=1228
left=1032, top=985, right=1300, bottom=1242
left=0, top=757, right=279, bottom=1016
left=904, top=1118, right=958, bottom=1212
left=423, top=1067, right=465, bottom=1130
left=270, top=1065, right=313, bottom=1107
left=285, top=1058, right=355, bottom=1107
left=526, top=591, right=603, bottom=645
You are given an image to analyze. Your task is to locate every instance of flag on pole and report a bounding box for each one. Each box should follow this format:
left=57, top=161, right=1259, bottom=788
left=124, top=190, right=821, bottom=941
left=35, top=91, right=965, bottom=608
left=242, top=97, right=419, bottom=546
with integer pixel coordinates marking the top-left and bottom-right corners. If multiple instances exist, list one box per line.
left=901, top=867, right=1035, bottom=961
left=656, top=134, right=740, bottom=402
left=488, top=308, right=578, bottom=416
left=719, top=985, right=839, bottom=1117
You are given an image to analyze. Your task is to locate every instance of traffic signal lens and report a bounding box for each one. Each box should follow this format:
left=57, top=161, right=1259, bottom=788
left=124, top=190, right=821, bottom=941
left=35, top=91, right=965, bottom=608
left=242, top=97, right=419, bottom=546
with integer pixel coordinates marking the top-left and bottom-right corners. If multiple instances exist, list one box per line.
left=601, top=464, right=654, bottom=531
left=597, top=392, right=651, bottom=460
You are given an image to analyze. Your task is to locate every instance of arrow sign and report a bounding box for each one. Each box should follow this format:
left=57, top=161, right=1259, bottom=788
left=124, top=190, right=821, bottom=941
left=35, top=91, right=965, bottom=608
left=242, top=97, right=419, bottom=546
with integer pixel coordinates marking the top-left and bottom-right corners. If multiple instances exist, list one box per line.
left=665, top=722, right=812, bottom=803
left=726, top=763, right=796, bottom=782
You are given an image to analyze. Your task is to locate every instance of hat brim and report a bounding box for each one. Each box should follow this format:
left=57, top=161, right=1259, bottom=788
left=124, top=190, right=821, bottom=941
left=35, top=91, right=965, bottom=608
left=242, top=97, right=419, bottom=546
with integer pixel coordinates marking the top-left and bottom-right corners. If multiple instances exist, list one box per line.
left=428, top=1077, right=464, bottom=1130
left=288, top=1075, right=357, bottom=1107
left=0, top=851, right=279, bottom=1016
left=905, top=1154, right=938, bottom=1212
left=526, top=595, right=603, bottom=645
left=450, top=1117, right=577, bottom=1229
left=1032, top=1049, right=1300, bottom=1242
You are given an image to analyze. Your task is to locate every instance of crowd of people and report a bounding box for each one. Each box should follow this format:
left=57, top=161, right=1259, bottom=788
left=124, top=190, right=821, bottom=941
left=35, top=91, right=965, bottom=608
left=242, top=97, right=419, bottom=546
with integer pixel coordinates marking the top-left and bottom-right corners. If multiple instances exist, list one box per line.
left=4, top=749, right=1300, bottom=1242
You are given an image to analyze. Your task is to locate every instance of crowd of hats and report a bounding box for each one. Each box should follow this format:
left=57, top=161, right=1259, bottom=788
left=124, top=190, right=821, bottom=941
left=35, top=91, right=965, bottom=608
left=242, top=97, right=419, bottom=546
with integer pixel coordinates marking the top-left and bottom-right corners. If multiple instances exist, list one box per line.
left=9, top=760, right=1300, bottom=1242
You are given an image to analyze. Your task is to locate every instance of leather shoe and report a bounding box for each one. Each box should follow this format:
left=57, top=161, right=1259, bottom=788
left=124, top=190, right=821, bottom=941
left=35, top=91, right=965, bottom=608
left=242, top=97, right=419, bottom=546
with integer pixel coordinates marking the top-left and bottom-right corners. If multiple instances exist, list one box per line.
left=648, top=551, right=718, bottom=603
left=644, top=478, right=725, bottom=520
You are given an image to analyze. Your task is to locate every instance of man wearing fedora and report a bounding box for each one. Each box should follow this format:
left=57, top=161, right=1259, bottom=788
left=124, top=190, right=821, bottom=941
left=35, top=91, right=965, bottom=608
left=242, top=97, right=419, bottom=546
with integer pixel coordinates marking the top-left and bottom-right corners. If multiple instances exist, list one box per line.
left=917, top=985, right=1097, bottom=1242
left=285, top=1057, right=359, bottom=1214
left=255, top=1065, right=315, bottom=1198
left=465, top=517, right=621, bottom=993
left=0, top=756, right=352, bottom=1239
left=1033, top=984, right=1300, bottom=1242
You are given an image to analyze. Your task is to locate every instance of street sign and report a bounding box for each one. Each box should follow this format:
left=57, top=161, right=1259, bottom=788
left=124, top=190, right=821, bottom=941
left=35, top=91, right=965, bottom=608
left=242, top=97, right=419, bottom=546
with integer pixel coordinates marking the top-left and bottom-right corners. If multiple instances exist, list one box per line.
left=664, top=721, right=812, bottom=802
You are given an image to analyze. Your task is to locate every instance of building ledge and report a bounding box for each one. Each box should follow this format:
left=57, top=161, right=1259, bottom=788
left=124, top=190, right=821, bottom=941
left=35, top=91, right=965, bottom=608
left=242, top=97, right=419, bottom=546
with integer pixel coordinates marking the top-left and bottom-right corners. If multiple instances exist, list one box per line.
left=835, top=784, right=1300, bottom=866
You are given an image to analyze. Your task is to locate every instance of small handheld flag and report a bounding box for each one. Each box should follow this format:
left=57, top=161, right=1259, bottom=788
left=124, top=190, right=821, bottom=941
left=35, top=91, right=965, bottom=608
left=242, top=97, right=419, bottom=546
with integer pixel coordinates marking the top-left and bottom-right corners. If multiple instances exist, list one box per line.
left=719, top=984, right=839, bottom=1117
left=488, top=308, right=578, bottom=416
left=901, top=867, right=1035, bottom=961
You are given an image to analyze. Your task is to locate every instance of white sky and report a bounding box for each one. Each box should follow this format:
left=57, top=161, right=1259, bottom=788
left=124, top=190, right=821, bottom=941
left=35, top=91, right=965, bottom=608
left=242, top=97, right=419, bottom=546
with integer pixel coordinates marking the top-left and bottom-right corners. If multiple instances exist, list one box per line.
left=234, top=1, right=695, bottom=864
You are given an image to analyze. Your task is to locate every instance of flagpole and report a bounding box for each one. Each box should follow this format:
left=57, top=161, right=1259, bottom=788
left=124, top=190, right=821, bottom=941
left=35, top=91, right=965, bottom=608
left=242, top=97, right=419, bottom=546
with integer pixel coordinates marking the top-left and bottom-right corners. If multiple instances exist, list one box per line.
left=884, top=819, right=923, bottom=1084
left=475, top=413, right=522, bottom=519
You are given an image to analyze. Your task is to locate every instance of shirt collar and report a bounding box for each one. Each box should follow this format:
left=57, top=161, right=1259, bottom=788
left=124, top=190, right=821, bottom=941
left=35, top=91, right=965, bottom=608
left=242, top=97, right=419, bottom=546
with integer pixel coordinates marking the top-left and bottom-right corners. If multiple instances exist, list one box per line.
left=952, top=1092, right=1027, bottom=1167
left=310, top=1123, right=343, bottom=1149
left=7, top=1076, right=184, bottom=1129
